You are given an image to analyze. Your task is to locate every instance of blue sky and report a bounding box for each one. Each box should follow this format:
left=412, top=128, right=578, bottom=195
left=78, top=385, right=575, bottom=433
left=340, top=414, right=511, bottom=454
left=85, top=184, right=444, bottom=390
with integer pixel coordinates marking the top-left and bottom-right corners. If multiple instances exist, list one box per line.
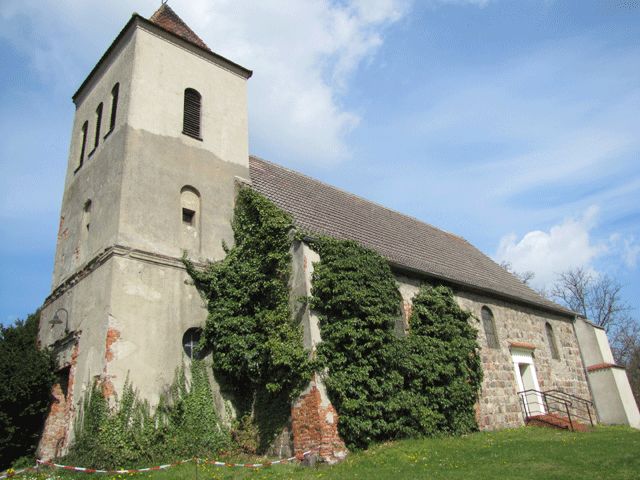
left=1, top=0, right=639, bottom=325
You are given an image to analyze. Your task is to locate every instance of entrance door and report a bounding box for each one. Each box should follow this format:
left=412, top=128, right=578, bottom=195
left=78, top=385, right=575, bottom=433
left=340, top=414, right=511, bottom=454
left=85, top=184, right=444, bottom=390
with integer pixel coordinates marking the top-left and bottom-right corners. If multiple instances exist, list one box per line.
left=512, top=348, right=544, bottom=416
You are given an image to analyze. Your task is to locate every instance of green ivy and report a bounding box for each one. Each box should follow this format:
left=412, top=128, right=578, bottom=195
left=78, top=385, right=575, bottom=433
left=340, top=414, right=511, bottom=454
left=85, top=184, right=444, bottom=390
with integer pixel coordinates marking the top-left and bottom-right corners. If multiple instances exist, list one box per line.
left=309, top=237, right=404, bottom=449
left=183, top=188, right=482, bottom=452
left=392, top=285, right=483, bottom=436
left=67, top=361, right=230, bottom=469
left=184, top=188, right=312, bottom=451
left=310, top=237, right=483, bottom=449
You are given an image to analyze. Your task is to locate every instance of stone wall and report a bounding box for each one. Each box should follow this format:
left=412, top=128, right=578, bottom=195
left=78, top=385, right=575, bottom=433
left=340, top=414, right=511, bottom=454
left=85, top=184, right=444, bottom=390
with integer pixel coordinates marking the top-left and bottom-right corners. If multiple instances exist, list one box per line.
left=395, top=274, right=593, bottom=430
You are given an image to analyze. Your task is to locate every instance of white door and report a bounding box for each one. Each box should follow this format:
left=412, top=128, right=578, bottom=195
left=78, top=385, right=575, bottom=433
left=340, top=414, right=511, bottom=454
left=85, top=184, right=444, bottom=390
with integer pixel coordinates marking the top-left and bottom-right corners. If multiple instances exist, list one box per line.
left=512, top=348, right=545, bottom=416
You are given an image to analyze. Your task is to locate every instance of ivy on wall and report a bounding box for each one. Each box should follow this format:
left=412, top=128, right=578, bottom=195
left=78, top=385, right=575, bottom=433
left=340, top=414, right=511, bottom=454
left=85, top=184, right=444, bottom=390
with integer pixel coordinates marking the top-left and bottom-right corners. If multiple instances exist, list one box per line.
left=309, top=237, right=404, bottom=449
left=184, top=189, right=483, bottom=451
left=394, top=285, right=483, bottom=436
left=184, top=188, right=312, bottom=451
left=67, top=361, right=229, bottom=468
left=310, top=237, right=483, bottom=449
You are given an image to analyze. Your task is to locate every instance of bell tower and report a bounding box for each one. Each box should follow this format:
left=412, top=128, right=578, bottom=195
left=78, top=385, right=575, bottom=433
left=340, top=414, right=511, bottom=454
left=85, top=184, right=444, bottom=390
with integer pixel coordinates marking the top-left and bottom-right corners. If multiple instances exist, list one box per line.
left=38, top=4, right=252, bottom=459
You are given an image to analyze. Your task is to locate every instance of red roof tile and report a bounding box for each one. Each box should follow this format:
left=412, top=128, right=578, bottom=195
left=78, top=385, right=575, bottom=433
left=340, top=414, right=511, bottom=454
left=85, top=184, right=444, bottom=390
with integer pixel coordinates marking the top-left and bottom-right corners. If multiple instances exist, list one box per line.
left=149, top=3, right=211, bottom=52
left=249, top=156, right=575, bottom=317
left=587, top=363, right=624, bottom=372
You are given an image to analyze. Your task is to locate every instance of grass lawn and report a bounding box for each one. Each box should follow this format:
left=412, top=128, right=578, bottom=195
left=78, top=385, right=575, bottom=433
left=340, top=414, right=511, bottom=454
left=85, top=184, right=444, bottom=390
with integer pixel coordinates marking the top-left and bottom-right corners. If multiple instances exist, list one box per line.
left=15, top=426, right=640, bottom=480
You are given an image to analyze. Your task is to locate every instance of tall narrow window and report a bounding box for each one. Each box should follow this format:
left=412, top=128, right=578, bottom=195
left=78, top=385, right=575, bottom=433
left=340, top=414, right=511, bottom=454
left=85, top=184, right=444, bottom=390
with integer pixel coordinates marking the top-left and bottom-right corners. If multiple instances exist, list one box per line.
left=545, top=322, right=560, bottom=359
left=80, top=199, right=92, bottom=259
left=76, top=121, right=88, bottom=172
left=180, top=186, right=201, bottom=253
left=481, top=306, right=499, bottom=349
left=92, top=103, right=103, bottom=152
left=107, top=83, right=119, bottom=135
left=183, top=88, right=201, bottom=139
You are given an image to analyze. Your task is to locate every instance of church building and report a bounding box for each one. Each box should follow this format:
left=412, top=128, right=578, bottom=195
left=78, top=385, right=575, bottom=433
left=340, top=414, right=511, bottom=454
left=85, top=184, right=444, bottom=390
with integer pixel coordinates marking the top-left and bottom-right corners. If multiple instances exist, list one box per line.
left=37, top=4, right=639, bottom=462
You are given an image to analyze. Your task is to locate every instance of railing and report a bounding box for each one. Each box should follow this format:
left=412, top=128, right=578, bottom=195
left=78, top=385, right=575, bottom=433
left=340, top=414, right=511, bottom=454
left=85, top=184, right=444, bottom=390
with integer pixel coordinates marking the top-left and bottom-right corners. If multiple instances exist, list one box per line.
left=544, top=389, right=595, bottom=427
left=517, top=389, right=594, bottom=430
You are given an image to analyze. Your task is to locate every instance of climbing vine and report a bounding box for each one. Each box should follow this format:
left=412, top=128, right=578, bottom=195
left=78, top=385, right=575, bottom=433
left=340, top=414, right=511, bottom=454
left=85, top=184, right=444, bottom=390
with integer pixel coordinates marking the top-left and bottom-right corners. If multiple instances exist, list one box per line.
left=183, top=188, right=482, bottom=451
left=394, top=284, right=483, bottom=436
left=184, top=188, right=312, bottom=451
left=309, top=237, right=404, bottom=449
left=67, top=361, right=230, bottom=468
left=310, top=237, right=483, bottom=449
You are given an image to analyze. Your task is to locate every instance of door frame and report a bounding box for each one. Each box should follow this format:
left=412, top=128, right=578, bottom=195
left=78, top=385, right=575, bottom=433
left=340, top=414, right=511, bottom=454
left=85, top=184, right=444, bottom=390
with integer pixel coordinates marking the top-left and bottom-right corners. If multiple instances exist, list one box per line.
left=512, top=347, right=545, bottom=416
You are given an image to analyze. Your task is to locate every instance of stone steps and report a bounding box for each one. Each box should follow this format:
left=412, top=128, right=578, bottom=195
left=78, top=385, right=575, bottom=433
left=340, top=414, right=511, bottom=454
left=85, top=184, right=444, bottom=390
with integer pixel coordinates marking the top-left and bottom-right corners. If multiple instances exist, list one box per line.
left=526, top=413, right=590, bottom=432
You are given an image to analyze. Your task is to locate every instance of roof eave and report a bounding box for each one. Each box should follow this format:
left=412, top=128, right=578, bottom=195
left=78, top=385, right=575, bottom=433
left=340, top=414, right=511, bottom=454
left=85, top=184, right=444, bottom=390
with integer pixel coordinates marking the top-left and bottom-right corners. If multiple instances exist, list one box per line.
left=387, top=261, right=577, bottom=319
left=72, top=14, right=252, bottom=104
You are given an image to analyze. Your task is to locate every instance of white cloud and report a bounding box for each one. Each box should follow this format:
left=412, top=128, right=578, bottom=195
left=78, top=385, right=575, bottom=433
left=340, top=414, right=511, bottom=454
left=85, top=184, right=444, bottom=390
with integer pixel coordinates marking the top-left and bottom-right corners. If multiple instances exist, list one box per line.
left=495, top=206, right=607, bottom=289
left=0, top=0, right=410, bottom=164
left=201, top=0, right=411, bottom=163
left=623, top=239, right=640, bottom=268
left=610, top=234, right=640, bottom=269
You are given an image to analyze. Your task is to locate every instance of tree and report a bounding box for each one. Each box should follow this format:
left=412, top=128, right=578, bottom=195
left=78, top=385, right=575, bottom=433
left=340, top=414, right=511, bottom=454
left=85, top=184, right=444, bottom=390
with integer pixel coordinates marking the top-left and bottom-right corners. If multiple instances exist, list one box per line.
left=550, top=268, right=631, bottom=332
left=0, top=311, right=55, bottom=469
left=499, top=261, right=535, bottom=286
left=549, top=268, right=640, bottom=407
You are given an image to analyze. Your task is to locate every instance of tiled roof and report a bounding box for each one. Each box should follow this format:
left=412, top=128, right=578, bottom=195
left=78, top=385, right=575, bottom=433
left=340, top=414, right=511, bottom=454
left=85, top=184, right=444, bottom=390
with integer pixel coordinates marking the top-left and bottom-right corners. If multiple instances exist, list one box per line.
left=249, top=156, right=574, bottom=317
left=149, top=3, right=211, bottom=52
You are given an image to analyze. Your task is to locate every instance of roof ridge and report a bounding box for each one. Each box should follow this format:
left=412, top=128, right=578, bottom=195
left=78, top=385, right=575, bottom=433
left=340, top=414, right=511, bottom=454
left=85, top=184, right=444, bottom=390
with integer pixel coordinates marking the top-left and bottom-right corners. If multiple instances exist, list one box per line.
left=249, top=155, right=468, bottom=243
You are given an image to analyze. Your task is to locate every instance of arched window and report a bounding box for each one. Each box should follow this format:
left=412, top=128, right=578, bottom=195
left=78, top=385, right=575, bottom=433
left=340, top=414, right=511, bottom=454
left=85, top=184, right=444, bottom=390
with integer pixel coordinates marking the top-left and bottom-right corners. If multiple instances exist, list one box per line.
left=545, top=322, right=560, bottom=359
left=76, top=121, right=88, bottom=172
left=107, top=83, right=119, bottom=135
left=91, top=103, right=103, bottom=154
left=481, top=306, right=499, bottom=349
left=182, top=328, right=207, bottom=360
left=183, top=88, right=201, bottom=139
left=181, top=186, right=200, bottom=226
left=181, top=186, right=201, bottom=252
left=80, top=199, right=92, bottom=257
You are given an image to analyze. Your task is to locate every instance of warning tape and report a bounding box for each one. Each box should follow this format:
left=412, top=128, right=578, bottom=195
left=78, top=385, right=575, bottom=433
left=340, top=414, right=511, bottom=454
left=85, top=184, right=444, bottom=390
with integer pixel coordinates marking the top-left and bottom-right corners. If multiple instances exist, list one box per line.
left=203, top=450, right=312, bottom=468
left=31, top=450, right=314, bottom=475
left=0, top=466, right=38, bottom=479
left=36, top=458, right=192, bottom=474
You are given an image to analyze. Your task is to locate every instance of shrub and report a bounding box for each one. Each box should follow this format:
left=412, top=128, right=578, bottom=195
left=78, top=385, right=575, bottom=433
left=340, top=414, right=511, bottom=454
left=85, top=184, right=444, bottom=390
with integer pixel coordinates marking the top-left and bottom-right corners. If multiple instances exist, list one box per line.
left=0, top=311, right=55, bottom=470
left=67, top=361, right=230, bottom=468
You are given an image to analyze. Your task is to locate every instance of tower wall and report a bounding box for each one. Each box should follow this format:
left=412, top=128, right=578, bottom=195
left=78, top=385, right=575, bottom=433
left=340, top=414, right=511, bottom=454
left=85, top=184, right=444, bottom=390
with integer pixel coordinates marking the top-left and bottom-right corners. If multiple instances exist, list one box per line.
left=39, top=16, right=251, bottom=459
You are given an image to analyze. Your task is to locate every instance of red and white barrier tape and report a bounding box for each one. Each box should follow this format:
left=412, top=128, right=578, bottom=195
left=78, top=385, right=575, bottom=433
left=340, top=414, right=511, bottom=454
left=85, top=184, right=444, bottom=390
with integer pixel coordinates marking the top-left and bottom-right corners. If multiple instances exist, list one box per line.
left=0, top=465, right=38, bottom=479
left=204, top=450, right=312, bottom=468
left=36, top=458, right=192, bottom=474
left=33, top=450, right=313, bottom=474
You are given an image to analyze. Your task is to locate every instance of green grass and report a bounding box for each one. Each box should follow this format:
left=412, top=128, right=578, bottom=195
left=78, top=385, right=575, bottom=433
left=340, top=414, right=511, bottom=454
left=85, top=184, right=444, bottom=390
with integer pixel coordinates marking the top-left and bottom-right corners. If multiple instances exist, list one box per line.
left=15, top=426, right=640, bottom=480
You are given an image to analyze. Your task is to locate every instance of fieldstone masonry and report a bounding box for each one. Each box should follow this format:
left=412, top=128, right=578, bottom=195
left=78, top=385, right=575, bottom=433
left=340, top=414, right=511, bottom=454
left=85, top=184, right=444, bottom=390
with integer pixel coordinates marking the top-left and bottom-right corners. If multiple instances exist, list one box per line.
left=396, top=275, right=593, bottom=430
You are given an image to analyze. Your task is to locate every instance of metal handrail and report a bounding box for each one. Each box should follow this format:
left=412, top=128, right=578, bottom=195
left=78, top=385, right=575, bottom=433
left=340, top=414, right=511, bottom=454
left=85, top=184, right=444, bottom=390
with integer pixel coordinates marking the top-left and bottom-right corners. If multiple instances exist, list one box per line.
left=517, top=388, right=594, bottom=429
left=517, top=389, right=572, bottom=425
left=543, top=389, right=594, bottom=426
left=545, top=389, right=593, bottom=407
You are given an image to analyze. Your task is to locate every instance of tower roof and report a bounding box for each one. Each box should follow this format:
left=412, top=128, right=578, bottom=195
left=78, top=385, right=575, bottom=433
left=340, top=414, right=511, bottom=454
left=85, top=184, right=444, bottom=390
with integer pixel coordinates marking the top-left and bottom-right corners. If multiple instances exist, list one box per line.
left=149, top=3, right=211, bottom=52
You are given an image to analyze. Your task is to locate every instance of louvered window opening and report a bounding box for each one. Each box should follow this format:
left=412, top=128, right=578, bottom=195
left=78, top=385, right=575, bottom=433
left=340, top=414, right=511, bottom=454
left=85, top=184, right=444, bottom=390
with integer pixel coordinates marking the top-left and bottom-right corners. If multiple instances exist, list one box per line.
left=546, top=322, right=560, bottom=359
left=481, top=306, right=499, bottom=349
left=183, top=88, right=202, bottom=139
